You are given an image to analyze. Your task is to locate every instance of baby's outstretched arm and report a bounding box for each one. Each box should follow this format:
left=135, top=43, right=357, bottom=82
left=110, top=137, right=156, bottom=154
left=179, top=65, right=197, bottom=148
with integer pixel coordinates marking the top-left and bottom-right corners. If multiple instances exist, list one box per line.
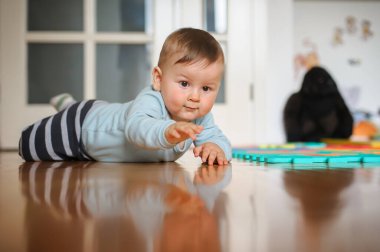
left=193, top=142, right=229, bottom=166
left=165, top=122, right=204, bottom=144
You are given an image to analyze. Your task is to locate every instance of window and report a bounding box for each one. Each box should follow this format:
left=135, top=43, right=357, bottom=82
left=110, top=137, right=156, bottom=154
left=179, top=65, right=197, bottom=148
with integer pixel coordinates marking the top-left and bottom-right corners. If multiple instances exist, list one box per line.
left=26, top=0, right=152, bottom=103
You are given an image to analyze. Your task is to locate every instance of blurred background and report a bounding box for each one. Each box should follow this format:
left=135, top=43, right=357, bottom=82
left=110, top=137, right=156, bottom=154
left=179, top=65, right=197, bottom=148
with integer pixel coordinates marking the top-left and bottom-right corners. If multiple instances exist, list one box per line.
left=1, top=0, right=379, bottom=149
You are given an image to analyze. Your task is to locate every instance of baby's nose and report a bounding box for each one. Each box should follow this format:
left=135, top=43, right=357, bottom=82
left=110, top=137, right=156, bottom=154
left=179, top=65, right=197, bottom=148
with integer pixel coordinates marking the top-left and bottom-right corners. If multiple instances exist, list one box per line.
left=188, top=90, right=200, bottom=101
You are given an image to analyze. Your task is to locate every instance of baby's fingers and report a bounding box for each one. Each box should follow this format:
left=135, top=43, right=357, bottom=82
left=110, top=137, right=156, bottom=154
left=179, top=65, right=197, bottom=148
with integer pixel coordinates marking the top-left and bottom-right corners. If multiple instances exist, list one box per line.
left=186, top=128, right=198, bottom=140
left=193, top=145, right=203, bottom=157
left=185, top=125, right=203, bottom=140
left=193, top=125, right=204, bottom=134
left=207, top=151, right=218, bottom=165
left=200, top=147, right=210, bottom=163
left=216, top=152, right=228, bottom=165
left=171, top=129, right=182, bottom=138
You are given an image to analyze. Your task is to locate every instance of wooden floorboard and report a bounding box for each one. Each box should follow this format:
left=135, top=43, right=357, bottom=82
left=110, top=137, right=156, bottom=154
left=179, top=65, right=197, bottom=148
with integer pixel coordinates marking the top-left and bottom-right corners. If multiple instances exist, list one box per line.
left=1, top=151, right=380, bottom=252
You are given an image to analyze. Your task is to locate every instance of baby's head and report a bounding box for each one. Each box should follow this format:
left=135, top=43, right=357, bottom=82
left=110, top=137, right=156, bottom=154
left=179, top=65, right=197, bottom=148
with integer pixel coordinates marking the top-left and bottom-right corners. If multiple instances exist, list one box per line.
left=157, top=27, right=224, bottom=69
left=152, top=28, right=225, bottom=122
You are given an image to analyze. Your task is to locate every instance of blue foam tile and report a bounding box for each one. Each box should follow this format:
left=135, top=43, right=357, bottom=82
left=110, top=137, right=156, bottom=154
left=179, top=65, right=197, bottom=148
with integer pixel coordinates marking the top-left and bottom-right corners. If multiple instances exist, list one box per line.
left=361, top=163, right=380, bottom=168
left=292, top=156, right=328, bottom=164
left=361, top=155, right=380, bottom=163
left=328, top=163, right=362, bottom=169
left=254, top=154, right=274, bottom=162
left=234, top=151, right=246, bottom=159
left=265, top=156, right=293, bottom=163
left=327, top=155, right=362, bottom=163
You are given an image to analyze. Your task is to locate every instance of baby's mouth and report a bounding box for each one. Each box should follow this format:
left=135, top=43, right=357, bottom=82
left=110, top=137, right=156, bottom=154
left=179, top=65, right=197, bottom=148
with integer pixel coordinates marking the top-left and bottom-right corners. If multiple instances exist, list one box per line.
left=184, top=106, right=198, bottom=110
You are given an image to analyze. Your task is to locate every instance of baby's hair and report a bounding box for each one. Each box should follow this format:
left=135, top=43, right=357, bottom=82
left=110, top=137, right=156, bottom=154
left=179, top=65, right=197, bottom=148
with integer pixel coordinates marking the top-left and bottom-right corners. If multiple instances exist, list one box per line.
left=158, top=27, right=224, bottom=68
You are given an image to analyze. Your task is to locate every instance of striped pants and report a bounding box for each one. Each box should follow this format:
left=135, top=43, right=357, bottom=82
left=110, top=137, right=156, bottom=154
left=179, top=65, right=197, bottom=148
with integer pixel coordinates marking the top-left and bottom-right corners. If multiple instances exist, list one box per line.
left=19, top=100, right=97, bottom=161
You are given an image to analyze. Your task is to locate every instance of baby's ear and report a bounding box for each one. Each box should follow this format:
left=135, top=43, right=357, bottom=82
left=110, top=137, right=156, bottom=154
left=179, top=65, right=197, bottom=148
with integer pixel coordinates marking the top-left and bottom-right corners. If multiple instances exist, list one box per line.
left=152, top=66, right=162, bottom=91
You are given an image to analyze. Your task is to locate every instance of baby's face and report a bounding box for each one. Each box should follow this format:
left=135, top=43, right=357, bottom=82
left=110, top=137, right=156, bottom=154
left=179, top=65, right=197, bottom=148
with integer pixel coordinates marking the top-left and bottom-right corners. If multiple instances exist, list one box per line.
left=153, top=58, right=224, bottom=122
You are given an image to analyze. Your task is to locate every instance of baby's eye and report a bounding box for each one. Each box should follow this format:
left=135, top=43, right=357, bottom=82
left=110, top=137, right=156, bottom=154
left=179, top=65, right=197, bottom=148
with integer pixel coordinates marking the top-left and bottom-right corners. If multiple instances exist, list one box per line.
left=180, top=81, right=189, bottom=87
left=202, top=86, right=211, bottom=92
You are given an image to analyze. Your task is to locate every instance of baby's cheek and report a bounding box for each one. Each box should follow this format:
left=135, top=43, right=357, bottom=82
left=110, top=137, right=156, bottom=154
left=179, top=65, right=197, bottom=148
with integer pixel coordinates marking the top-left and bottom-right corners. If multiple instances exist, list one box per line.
left=199, top=103, right=214, bottom=116
left=170, top=93, right=185, bottom=106
left=166, top=98, right=183, bottom=113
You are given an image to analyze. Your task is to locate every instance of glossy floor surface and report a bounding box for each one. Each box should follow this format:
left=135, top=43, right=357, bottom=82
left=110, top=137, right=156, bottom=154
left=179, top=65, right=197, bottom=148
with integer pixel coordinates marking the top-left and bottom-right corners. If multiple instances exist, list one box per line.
left=1, top=151, right=380, bottom=252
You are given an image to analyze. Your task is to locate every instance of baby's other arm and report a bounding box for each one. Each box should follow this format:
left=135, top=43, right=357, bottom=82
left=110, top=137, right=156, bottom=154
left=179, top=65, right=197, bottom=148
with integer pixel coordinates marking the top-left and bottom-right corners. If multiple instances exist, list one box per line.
left=193, top=143, right=228, bottom=166
left=193, top=113, right=232, bottom=164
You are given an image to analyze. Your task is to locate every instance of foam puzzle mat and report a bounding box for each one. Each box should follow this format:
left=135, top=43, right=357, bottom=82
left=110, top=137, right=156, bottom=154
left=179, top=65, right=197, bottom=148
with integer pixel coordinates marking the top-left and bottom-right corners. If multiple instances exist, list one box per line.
left=233, top=141, right=380, bottom=164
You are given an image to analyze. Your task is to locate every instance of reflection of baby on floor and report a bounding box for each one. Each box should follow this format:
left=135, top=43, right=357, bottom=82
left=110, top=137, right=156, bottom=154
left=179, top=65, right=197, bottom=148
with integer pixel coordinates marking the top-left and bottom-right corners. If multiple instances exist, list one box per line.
left=19, top=162, right=231, bottom=252
left=126, top=165, right=231, bottom=252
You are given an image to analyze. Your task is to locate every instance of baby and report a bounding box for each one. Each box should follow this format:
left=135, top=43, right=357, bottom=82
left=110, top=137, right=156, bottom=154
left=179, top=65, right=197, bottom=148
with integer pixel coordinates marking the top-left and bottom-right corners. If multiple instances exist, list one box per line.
left=19, top=28, right=231, bottom=165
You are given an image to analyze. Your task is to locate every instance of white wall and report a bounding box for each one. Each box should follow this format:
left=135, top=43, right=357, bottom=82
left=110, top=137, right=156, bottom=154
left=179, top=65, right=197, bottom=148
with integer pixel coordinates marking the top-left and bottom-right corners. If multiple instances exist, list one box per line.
left=253, top=0, right=294, bottom=144
left=294, top=1, right=380, bottom=118
left=253, top=0, right=380, bottom=144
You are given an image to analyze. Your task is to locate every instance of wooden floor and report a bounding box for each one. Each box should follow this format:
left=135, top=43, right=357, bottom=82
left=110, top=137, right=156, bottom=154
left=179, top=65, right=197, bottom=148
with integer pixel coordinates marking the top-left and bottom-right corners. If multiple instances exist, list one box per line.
left=1, top=151, right=380, bottom=252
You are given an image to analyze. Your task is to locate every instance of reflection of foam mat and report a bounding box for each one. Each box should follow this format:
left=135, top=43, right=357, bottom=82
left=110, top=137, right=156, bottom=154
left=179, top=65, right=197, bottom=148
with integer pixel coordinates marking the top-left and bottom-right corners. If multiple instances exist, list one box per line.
left=233, top=142, right=380, bottom=164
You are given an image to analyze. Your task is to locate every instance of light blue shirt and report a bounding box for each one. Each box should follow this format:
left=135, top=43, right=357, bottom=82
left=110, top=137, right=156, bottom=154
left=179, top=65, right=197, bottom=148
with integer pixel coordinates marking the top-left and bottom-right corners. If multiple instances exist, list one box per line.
left=82, top=86, right=231, bottom=162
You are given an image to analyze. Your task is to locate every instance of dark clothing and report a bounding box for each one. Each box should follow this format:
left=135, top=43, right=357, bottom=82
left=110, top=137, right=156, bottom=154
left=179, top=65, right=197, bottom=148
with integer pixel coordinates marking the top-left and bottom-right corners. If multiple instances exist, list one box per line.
left=19, top=100, right=97, bottom=161
left=284, top=67, right=353, bottom=142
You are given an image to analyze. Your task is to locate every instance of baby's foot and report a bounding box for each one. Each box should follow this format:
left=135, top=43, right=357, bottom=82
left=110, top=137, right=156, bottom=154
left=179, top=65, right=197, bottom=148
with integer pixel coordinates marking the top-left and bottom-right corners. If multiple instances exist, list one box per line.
left=50, top=93, right=75, bottom=111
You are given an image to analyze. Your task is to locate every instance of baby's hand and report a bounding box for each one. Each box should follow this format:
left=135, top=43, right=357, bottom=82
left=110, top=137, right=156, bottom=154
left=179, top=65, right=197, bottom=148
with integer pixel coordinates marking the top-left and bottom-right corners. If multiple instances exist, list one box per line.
left=193, top=142, right=229, bottom=166
left=165, top=122, right=203, bottom=144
